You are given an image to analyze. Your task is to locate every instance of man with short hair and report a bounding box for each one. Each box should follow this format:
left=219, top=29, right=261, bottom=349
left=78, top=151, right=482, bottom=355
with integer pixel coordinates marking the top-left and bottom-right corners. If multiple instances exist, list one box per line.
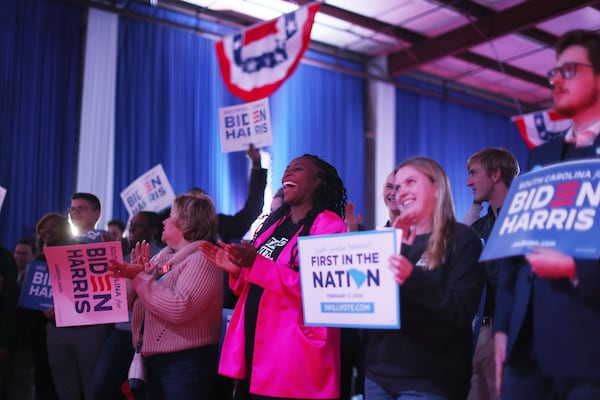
left=47, top=192, right=112, bottom=400
left=465, top=148, right=520, bottom=400
left=126, top=211, right=162, bottom=255
left=106, top=219, right=126, bottom=241
left=13, top=238, right=35, bottom=285
left=68, top=192, right=108, bottom=242
left=495, top=29, right=600, bottom=399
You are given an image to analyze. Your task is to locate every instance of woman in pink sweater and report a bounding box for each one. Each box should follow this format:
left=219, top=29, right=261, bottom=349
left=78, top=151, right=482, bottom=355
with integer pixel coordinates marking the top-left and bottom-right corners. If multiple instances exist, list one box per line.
left=201, top=154, right=348, bottom=400
left=111, top=194, right=222, bottom=400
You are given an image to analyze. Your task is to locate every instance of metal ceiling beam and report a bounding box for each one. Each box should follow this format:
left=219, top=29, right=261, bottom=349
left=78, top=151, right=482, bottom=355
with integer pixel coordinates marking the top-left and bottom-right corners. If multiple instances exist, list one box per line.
left=518, top=28, right=557, bottom=47
left=454, top=52, right=550, bottom=87
left=288, top=0, right=423, bottom=43
left=436, top=0, right=559, bottom=47
left=435, top=0, right=494, bottom=19
left=286, top=0, right=558, bottom=90
left=388, top=0, right=599, bottom=75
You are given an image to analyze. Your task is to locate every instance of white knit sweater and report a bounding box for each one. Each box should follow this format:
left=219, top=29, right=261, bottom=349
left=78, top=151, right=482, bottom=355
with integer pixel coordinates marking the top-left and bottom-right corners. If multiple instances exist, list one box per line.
left=129, top=240, right=223, bottom=356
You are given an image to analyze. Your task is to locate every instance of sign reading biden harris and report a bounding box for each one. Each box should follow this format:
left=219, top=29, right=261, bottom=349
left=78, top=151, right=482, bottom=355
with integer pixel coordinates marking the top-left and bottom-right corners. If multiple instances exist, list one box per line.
left=18, top=261, right=53, bottom=311
left=298, top=229, right=400, bottom=329
left=219, top=98, right=272, bottom=153
left=480, top=159, right=600, bottom=261
left=44, top=242, right=127, bottom=327
left=120, top=164, right=176, bottom=217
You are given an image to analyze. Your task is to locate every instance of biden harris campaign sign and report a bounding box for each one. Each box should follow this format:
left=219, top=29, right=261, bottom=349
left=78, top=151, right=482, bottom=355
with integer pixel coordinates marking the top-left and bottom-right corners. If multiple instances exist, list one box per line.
left=18, top=261, right=54, bottom=311
left=219, top=97, right=272, bottom=153
left=480, top=159, right=600, bottom=262
left=298, top=229, right=400, bottom=329
left=120, top=164, right=176, bottom=217
left=44, top=242, right=127, bottom=327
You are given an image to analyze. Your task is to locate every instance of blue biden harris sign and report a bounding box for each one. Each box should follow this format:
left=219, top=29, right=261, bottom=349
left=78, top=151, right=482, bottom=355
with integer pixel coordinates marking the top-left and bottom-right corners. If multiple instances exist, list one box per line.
left=480, top=159, right=600, bottom=261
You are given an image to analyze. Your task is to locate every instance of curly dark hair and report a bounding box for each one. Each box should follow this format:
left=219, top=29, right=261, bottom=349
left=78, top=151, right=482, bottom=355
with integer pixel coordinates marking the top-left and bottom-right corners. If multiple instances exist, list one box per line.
left=253, top=154, right=347, bottom=270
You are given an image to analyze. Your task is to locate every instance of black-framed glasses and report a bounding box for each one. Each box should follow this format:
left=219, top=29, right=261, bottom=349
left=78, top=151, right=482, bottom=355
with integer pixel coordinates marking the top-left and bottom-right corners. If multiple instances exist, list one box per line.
left=547, top=62, right=594, bottom=84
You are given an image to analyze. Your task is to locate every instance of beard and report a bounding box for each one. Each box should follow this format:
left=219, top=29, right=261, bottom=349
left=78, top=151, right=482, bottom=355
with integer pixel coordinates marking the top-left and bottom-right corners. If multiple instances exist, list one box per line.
left=554, top=86, right=599, bottom=117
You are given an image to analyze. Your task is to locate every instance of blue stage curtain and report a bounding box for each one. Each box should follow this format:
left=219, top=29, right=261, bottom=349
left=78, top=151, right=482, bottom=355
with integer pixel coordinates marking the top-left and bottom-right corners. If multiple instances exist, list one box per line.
left=395, top=79, right=530, bottom=221
left=113, top=15, right=243, bottom=222
left=268, top=59, right=365, bottom=213
left=0, top=0, right=83, bottom=250
left=113, top=16, right=365, bottom=223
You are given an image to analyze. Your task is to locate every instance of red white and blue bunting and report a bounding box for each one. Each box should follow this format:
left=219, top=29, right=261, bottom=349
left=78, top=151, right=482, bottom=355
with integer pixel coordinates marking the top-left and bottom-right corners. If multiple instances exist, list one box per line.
left=512, top=109, right=572, bottom=149
left=215, top=2, right=320, bottom=102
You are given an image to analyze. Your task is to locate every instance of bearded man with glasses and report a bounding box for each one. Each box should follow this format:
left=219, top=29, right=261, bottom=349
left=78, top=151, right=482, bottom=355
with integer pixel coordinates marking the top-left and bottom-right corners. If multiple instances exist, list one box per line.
left=494, top=30, right=600, bottom=400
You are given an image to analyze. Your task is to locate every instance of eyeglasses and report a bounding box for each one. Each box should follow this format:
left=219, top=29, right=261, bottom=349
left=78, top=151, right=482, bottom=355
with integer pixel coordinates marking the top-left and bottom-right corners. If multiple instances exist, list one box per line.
left=68, top=205, right=92, bottom=213
left=547, top=62, right=595, bottom=84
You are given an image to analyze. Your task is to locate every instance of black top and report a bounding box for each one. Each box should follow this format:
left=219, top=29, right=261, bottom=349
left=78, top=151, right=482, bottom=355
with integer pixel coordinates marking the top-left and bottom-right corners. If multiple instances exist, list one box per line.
left=244, top=215, right=305, bottom=375
left=220, top=167, right=267, bottom=308
left=0, top=245, right=19, bottom=348
left=366, top=224, right=484, bottom=400
left=218, top=167, right=267, bottom=243
left=471, top=208, right=498, bottom=318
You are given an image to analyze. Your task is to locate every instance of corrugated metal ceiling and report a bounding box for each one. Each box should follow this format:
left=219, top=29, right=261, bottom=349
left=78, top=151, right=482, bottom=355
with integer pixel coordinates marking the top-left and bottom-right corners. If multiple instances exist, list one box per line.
left=74, top=0, right=600, bottom=111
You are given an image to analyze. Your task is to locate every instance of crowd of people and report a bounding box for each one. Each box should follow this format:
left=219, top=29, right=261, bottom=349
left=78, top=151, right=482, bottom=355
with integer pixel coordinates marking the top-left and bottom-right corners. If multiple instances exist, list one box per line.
left=1, top=28, right=600, bottom=400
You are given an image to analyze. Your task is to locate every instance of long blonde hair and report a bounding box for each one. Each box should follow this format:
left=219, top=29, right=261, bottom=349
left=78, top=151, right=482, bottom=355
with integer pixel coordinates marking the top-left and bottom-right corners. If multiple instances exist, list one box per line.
left=396, top=157, right=456, bottom=269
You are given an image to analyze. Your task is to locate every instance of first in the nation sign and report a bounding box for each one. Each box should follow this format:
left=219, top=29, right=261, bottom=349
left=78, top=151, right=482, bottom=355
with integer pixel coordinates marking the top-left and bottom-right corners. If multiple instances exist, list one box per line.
left=297, top=229, right=400, bottom=329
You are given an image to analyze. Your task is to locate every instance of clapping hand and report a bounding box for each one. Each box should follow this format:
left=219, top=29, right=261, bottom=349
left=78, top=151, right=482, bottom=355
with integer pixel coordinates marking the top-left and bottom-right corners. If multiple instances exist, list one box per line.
left=344, top=201, right=363, bottom=232
left=199, top=241, right=242, bottom=278
left=108, top=241, right=150, bottom=280
left=391, top=214, right=417, bottom=245
left=130, top=241, right=152, bottom=273
left=226, top=241, right=257, bottom=268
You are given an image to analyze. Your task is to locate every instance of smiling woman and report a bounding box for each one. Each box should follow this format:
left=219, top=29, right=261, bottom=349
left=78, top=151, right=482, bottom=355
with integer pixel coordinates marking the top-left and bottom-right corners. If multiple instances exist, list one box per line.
left=365, top=156, right=485, bottom=400
left=200, top=154, right=348, bottom=399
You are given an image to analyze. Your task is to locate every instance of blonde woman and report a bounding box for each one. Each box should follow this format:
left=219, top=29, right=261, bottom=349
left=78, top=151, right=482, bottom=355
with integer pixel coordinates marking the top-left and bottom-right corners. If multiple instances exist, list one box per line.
left=365, top=156, right=485, bottom=400
left=111, top=194, right=222, bottom=400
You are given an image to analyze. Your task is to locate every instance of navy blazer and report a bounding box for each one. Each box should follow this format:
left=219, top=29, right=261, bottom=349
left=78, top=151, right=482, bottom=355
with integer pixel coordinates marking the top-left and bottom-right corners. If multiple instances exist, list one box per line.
left=495, top=134, right=600, bottom=381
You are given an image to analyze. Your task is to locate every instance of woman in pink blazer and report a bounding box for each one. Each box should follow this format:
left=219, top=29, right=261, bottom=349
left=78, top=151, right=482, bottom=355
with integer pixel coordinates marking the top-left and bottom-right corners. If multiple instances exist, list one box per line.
left=201, top=154, right=348, bottom=399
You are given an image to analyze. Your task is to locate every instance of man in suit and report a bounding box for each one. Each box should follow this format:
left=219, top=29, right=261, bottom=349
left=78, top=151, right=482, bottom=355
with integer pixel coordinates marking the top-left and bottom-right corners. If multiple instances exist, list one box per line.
left=494, top=29, right=600, bottom=400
